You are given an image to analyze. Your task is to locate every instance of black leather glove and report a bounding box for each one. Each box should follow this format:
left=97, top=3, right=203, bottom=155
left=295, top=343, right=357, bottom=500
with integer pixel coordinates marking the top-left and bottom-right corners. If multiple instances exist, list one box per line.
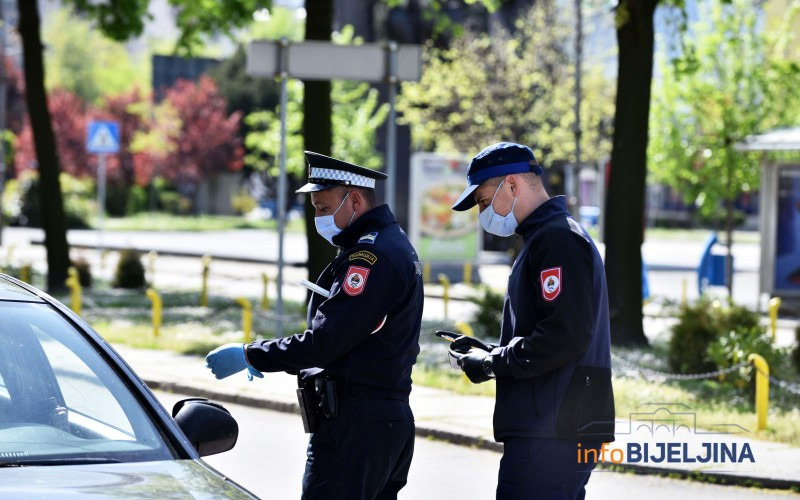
left=457, top=350, right=494, bottom=384
left=437, top=330, right=493, bottom=353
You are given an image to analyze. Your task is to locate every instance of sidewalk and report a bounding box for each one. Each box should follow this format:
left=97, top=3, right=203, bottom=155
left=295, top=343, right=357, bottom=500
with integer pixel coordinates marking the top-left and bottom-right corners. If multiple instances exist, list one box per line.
left=115, top=345, right=800, bottom=490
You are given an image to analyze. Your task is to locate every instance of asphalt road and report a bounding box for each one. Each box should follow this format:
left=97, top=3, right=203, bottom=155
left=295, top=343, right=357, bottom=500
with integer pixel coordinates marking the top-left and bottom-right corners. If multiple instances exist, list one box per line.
left=154, top=391, right=796, bottom=499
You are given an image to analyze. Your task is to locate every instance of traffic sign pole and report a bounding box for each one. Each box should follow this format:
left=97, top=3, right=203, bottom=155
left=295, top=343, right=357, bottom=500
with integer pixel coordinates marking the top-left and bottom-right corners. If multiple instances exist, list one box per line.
left=97, top=153, right=106, bottom=252
left=86, top=120, right=119, bottom=256
left=276, top=38, right=289, bottom=339
left=386, top=42, right=398, bottom=213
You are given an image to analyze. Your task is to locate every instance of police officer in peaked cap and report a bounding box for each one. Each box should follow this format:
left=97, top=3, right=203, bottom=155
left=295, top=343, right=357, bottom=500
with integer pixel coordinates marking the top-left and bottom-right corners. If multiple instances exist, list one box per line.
left=446, top=142, right=615, bottom=499
left=206, top=151, right=424, bottom=500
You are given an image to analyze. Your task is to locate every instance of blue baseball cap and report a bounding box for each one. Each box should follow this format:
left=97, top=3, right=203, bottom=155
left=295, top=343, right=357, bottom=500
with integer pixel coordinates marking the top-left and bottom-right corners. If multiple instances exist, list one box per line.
left=451, top=142, right=542, bottom=211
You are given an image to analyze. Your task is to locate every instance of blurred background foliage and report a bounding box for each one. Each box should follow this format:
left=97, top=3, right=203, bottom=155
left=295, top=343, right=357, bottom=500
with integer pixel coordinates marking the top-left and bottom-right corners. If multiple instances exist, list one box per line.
left=397, top=2, right=615, bottom=166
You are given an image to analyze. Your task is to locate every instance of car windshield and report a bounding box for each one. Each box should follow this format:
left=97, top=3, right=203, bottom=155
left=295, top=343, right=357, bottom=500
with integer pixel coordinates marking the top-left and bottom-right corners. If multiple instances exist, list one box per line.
left=0, top=301, right=174, bottom=465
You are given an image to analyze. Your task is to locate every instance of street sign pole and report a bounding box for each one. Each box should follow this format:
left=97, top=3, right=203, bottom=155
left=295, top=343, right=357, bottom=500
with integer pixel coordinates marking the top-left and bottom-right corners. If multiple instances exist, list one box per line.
left=276, top=38, right=289, bottom=338
left=385, top=42, right=398, bottom=213
left=97, top=153, right=107, bottom=252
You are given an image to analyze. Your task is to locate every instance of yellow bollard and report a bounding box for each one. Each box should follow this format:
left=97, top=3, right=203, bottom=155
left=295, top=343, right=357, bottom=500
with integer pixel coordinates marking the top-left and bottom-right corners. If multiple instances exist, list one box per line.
left=235, top=297, right=253, bottom=344
left=438, top=273, right=451, bottom=321
left=100, top=249, right=110, bottom=271
left=20, top=264, right=31, bottom=284
left=681, top=278, right=687, bottom=306
left=261, top=272, right=270, bottom=310
left=768, top=297, right=781, bottom=343
left=146, top=288, right=162, bottom=337
left=455, top=321, right=474, bottom=337
left=463, top=262, right=473, bottom=286
left=147, top=251, right=158, bottom=286
left=65, top=267, right=82, bottom=315
left=422, top=262, right=431, bottom=284
left=201, top=255, right=212, bottom=307
left=748, top=353, right=769, bottom=431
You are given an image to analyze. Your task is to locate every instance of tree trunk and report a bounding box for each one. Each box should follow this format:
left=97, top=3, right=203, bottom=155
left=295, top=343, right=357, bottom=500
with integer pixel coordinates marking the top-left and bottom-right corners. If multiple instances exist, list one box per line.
left=604, top=0, right=659, bottom=347
left=18, top=0, right=70, bottom=292
left=302, top=0, right=336, bottom=286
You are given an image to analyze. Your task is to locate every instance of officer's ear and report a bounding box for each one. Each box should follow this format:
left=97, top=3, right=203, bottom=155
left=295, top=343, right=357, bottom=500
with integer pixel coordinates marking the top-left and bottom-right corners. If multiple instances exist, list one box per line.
left=505, top=175, right=517, bottom=194
left=349, top=188, right=364, bottom=211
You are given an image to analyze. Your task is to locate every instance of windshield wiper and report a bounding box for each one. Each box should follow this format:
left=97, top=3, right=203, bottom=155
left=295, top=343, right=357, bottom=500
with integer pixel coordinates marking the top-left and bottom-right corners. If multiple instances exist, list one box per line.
left=0, top=457, right=122, bottom=467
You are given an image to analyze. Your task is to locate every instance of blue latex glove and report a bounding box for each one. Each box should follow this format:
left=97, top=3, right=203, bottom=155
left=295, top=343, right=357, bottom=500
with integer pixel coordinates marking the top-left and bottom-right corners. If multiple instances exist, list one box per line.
left=205, top=343, right=264, bottom=381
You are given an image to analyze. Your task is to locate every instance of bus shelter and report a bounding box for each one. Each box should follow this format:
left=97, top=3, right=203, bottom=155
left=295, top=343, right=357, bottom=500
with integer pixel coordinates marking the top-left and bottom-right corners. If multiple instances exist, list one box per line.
left=736, top=127, right=800, bottom=306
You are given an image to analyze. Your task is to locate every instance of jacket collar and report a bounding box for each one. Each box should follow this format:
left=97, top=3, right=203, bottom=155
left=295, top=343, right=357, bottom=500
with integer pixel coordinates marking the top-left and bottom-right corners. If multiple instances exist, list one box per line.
left=332, top=204, right=396, bottom=248
left=516, top=195, right=570, bottom=241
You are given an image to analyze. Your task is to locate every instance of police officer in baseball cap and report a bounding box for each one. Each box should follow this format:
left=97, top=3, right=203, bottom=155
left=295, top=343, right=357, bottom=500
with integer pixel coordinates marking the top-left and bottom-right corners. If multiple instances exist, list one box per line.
left=447, top=142, right=615, bottom=499
left=206, top=151, right=424, bottom=499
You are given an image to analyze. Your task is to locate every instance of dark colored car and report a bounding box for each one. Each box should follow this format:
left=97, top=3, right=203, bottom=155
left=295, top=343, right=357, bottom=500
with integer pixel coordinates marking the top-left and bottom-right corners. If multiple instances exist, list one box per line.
left=0, top=274, right=254, bottom=498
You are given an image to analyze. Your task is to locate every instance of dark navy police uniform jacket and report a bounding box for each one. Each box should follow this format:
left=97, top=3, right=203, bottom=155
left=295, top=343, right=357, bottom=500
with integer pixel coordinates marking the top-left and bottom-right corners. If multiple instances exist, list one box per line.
left=245, top=204, right=423, bottom=397
left=490, top=196, right=615, bottom=443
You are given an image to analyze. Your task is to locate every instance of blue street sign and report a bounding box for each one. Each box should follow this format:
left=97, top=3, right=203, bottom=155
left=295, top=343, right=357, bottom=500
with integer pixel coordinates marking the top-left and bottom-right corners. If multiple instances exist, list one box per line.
left=87, top=121, right=120, bottom=154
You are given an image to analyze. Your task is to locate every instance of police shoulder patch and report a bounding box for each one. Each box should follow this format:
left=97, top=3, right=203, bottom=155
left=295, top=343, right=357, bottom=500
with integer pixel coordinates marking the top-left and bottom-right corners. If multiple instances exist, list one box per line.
left=358, top=231, right=379, bottom=245
left=349, top=250, right=378, bottom=265
left=343, top=265, right=370, bottom=296
left=540, top=267, right=562, bottom=302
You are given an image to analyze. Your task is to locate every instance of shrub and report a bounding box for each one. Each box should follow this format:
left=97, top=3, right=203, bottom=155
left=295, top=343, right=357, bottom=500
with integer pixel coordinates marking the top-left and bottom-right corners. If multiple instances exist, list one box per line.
left=669, top=298, right=786, bottom=381
left=158, top=190, right=191, bottom=215
left=468, top=286, right=505, bottom=339
left=231, top=188, right=257, bottom=215
left=3, top=171, right=94, bottom=228
left=126, top=185, right=149, bottom=215
left=70, top=257, right=92, bottom=288
left=113, top=249, right=145, bottom=289
left=668, top=298, right=722, bottom=374
left=707, top=326, right=783, bottom=384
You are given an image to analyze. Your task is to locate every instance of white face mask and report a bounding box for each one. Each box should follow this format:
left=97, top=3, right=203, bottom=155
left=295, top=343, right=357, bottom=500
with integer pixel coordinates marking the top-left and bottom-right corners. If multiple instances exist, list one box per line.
left=479, top=180, right=518, bottom=237
left=315, top=191, right=355, bottom=245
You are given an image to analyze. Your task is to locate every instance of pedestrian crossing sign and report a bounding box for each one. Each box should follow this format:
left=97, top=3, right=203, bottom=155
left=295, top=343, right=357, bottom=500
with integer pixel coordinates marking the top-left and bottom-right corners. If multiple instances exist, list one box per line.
left=87, top=121, right=120, bottom=154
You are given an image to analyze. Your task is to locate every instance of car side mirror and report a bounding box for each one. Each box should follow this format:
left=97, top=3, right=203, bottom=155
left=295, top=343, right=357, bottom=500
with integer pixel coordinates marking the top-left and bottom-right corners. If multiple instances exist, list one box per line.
left=172, top=398, right=238, bottom=457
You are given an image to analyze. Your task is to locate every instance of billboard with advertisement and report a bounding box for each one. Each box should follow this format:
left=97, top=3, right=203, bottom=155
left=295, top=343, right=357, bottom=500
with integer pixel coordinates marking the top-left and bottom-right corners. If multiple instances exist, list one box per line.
left=774, top=165, right=800, bottom=291
left=409, top=153, right=480, bottom=261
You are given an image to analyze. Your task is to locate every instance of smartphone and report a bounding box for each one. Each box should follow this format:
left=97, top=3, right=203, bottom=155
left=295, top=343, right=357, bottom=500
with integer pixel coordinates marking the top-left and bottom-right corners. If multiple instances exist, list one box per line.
left=435, top=330, right=461, bottom=342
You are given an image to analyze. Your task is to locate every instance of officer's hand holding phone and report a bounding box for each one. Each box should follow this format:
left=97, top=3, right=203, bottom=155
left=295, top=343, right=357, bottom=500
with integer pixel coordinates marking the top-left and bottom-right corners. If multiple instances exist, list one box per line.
left=436, top=331, right=496, bottom=383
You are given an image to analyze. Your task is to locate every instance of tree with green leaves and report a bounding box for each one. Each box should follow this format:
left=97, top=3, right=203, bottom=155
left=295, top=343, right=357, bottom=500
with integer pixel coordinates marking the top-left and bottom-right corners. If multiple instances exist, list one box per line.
left=43, top=7, right=149, bottom=105
left=649, top=0, right=800, bottom=297
left=397, top=3, right=614, bottom=166
left=245, top=77, right=388, bottom=175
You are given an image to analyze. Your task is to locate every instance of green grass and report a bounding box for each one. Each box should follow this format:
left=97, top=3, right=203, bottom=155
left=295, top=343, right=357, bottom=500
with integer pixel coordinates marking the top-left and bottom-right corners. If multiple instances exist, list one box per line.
left=412, top=365, right=496, bottom=397
left=92, top=212, right=305, bottom=232
left=68, top=288, right=308, bottom=355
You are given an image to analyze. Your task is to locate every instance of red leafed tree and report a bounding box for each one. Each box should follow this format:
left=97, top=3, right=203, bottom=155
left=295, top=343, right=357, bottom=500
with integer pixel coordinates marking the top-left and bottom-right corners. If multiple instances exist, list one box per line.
left=97, top=87, right=149, bottom=187
left=5, top=56, right=27, bottom=136
left=15, top=89, right=92, bottom=177
left=158, top=76, right=243, bottom=190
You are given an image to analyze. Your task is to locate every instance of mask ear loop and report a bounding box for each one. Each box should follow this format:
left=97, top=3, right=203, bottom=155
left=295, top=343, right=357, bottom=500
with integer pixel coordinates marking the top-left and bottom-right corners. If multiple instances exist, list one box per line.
left=490, top=179, right=516, bottom=217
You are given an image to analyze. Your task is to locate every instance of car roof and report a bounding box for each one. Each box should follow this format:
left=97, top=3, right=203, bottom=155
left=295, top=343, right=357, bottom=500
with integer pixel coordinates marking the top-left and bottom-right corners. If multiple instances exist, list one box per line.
left=0, top=274, right=46, bottom=302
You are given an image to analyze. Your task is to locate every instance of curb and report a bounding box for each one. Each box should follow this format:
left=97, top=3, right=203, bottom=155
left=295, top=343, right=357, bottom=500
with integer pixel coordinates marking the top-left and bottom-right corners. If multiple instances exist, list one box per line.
left=145, top=378, right=799, bottom=491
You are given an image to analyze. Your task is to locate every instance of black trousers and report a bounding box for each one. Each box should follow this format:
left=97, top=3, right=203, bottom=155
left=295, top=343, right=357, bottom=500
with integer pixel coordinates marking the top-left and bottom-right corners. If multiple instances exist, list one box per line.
left=301, top=397, right=415, bottom=500
left=497, top=439, right=603, bottom=500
